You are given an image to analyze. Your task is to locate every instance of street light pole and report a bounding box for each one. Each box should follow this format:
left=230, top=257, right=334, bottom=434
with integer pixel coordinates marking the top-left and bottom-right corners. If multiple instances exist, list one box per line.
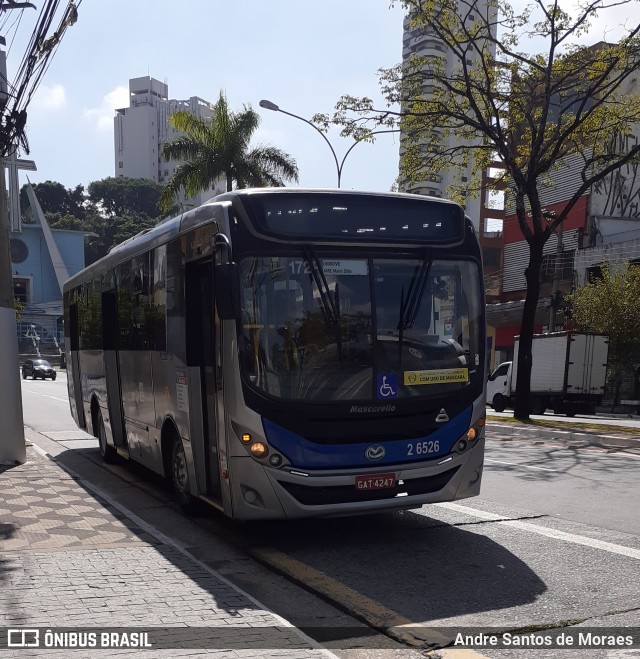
left=259, top=99, right=396, bottom=188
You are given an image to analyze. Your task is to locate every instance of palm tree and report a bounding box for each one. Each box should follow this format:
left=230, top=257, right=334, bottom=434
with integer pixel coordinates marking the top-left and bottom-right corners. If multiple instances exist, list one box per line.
left=159, top=91, right=299, bottom=211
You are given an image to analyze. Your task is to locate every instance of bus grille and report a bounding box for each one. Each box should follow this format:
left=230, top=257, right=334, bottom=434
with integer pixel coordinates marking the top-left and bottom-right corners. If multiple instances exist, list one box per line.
left=277, top=466, right=460, bottom=506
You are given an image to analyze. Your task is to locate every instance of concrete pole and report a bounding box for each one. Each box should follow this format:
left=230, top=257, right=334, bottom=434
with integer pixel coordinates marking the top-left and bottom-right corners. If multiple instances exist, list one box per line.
left=0, top=164, right=26, bottom=464
left=0, top=50, right=26, bottom=464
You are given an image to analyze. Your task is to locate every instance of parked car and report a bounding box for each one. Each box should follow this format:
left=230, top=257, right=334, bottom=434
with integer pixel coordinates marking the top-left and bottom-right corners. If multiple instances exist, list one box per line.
left=22, top=359, right=57, bottom=380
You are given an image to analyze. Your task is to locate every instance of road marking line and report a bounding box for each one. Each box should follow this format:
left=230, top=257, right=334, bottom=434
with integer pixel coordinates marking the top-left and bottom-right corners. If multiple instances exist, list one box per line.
left=436, top=502, right=640, bottom=560
left=485, top=458, right=557, bottom=472
left=25, top=392, right=68, bottom=402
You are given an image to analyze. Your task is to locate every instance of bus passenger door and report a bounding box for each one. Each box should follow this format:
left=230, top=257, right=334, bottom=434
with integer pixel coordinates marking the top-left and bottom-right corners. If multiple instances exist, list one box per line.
left=185, top=259, right=222, bottom=499
left=68, top=303, right=86, bottom=428
left=102, top=290, right=127, bottom=451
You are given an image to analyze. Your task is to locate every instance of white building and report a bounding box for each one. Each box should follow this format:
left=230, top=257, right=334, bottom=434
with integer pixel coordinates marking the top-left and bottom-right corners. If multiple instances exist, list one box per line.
left=399, top=5, right=496, bottom=229
left=114, top=76, right=224, bottom=208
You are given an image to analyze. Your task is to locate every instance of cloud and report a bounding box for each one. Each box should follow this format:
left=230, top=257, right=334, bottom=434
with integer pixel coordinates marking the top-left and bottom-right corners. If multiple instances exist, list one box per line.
left=33, top=84, right=66, bottom=110
left=84, top=85, right=129, bottom=131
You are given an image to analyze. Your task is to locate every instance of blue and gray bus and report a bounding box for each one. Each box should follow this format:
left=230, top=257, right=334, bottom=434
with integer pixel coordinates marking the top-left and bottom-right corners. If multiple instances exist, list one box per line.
left=64, top=188, right=486, bottom=519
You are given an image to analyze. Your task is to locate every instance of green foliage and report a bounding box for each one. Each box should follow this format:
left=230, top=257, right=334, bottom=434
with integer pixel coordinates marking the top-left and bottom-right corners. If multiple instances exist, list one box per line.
left=82, top=212, right=158, bottom=265
left=159, top=90, right=299, bottom=211
left=20, top=181, right=86, bottom=223
left=21, top=177, right=165, bottom=265
left=87, top=177, right=162, bottom=218
left=567, top=263, right=640, bottom=366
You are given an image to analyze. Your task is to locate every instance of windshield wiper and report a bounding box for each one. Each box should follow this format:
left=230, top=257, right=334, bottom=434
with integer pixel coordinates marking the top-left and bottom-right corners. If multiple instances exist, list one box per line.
left=303, top=246, right=342, bottom=360
left=303, top=247, right=339, bottom=328
left=398, top=250, right=433, bottom=331
left=395, top=251, right=432, bottom=368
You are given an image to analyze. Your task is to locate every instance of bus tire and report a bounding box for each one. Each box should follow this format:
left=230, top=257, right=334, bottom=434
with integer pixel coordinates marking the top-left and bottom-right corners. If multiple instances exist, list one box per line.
left=492, top=393, right=506, bottom=412
left=97, top=411, right=117, bottom=464
left=171, top=438, right=196, bottom=514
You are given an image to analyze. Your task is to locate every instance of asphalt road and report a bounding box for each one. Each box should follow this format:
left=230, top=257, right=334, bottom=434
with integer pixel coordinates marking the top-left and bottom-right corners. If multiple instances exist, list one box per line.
left=19, top=372, right=640, bottom=657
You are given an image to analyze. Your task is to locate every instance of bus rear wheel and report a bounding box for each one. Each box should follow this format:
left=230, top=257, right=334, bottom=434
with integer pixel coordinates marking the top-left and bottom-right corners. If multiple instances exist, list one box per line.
left=97, top=411, right=117, bottom=464
left=171, top=438, right=196, bottom=513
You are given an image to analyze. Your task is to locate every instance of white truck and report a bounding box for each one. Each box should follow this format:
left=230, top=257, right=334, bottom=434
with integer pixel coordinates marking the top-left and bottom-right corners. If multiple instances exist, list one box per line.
left=486, top=332, right=609, bottom=416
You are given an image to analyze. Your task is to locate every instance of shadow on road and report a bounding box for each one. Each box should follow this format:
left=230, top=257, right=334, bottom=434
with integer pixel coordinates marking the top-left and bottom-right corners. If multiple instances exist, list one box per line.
left=43, top=443, right=547, bottom=637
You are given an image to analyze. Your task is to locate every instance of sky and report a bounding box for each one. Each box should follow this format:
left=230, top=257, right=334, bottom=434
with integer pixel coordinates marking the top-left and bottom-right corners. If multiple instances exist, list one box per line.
left=4, top=0, right=406, bottom=195
left=3, top=0, right=640, bottom=198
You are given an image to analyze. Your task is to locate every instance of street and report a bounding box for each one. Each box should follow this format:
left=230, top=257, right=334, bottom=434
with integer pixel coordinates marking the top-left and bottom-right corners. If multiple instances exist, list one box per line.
left=18, top=372, right=640, bottom=657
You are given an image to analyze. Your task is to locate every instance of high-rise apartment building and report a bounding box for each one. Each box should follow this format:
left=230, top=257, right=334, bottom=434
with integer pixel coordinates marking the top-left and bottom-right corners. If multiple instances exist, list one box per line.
left=114, top=76, right=223, bottom=207
left=399, top=5, right=497, bottom=230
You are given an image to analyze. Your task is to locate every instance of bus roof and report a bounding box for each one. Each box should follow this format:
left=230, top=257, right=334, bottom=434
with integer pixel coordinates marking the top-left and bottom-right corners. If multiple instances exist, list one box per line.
left=64, top=188, right=469, bottom=291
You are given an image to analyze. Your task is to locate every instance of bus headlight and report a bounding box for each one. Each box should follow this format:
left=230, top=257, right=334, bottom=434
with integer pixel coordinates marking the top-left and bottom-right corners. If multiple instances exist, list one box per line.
left=467, top=427, right=478, bottom=441
left=249, top=442, right=268, bottom=458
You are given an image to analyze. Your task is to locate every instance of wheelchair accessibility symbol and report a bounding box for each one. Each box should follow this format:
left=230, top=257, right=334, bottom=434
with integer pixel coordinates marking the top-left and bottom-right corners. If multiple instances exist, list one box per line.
left=377, top=373, right=398, bottom=399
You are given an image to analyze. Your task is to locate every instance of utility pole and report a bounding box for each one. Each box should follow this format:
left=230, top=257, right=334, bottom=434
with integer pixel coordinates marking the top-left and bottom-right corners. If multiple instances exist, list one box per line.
left=0, top=37, right=26, bottom=464
left=0, top=0, right=78, bottom=462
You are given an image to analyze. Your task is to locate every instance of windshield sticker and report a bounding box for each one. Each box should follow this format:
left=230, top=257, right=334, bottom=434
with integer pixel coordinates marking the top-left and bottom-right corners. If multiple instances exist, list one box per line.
left=404, top=368, right=469, bottom=385
left=377, top=373, right=398, bottom=399
left=320, top=259, right=368, bottom=276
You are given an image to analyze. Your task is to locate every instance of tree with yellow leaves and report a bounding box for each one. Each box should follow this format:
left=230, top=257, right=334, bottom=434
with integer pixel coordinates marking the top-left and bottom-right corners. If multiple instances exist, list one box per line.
left=322, top=0, right=640, bottom=419
left=567, top=262, right=640, bottom=407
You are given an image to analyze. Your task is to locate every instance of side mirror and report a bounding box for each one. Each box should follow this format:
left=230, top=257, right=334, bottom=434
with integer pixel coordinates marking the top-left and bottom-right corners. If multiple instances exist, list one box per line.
left=215, top=263, right=240, bottom=319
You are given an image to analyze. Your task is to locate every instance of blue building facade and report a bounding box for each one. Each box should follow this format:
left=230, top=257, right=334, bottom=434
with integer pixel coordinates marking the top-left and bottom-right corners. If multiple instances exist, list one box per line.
left=10, top=223, right=86, bottom=355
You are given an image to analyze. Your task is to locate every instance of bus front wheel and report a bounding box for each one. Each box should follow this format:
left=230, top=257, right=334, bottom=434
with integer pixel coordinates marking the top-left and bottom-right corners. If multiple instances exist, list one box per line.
left=171, top=438, right=196, bottom=513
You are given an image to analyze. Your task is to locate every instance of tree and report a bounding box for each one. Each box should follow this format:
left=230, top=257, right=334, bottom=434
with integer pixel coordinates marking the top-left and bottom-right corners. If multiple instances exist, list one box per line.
left=567, top=262, right=640, bottom=407
left=21, top=177, right=165, bottom=265
left=88, top=177, right=162, bottom=218
left=19, top=181, right=86, bottom=223
left=159, top=90, right=299, bottom=211
left=323, top=0, right=640, bottom=419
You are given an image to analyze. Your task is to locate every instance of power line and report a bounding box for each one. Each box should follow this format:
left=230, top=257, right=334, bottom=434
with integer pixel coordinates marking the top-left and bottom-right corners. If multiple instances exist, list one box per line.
left=0, top=0, right=78, bottom=155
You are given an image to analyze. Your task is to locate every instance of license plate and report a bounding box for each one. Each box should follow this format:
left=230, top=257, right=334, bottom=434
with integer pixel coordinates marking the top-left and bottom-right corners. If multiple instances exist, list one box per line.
left=355, top=473, right=397, bottom=490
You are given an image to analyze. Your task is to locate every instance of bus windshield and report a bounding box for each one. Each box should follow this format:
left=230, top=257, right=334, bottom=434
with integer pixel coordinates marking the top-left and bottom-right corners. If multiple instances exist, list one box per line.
left=238, top=254, right=482, bottom=402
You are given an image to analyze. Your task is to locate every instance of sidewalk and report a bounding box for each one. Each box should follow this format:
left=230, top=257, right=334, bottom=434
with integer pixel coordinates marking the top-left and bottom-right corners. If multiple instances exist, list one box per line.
left=0, top=439, right=333, bottom=658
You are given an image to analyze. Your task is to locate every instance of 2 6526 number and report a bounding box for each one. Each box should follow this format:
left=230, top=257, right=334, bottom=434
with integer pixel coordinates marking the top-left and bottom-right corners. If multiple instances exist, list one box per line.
left=406, top=440, right=440, bottom=457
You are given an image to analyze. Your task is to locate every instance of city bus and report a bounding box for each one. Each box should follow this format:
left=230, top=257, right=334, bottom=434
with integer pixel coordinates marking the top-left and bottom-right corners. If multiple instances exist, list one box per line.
left=63, top=188, right=486, bottom=520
